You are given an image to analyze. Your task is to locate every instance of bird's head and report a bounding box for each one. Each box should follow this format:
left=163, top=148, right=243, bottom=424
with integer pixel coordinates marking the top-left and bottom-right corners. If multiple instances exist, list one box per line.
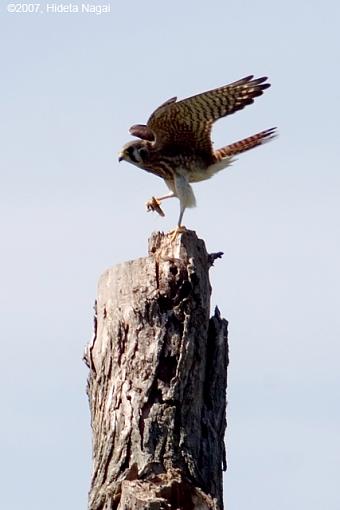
left=118, top=140, right=150, bottom=168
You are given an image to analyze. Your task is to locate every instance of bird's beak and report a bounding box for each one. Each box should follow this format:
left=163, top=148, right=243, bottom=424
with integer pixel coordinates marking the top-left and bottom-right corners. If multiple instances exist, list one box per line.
left=118, top=151, right=124, bottom=162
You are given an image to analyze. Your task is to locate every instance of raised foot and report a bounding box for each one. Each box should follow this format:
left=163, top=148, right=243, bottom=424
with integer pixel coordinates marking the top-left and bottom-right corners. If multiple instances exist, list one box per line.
left=168, top=225, right=187, bottom=242
left=146, top=196, right=165, bottom=217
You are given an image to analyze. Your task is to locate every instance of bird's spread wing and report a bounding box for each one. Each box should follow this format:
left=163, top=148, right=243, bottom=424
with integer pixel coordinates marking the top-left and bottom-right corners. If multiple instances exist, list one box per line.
left=129, top=97, right=177, bottom=141
left=152, top=96, right=177, bottom=113
left=147, top=76, right=271, bottom=155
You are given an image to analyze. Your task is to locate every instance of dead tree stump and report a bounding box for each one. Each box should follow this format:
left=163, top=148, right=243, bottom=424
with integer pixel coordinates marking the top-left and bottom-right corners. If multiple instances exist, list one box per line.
left=84, top=230, right=229, bottom=510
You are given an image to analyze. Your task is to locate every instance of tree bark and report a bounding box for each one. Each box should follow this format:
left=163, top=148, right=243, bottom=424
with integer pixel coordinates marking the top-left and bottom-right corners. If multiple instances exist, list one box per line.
left=84, top=230, right=228, bottom=510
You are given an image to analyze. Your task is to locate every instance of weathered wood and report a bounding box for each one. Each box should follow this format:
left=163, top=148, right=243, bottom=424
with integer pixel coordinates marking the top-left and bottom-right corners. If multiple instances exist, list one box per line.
left=85, top=230, right=228, bottom=510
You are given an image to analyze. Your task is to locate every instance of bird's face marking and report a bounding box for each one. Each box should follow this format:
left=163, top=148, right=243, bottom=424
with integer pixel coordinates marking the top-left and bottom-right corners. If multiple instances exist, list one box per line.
left=118, top=141, right=149, bottom=167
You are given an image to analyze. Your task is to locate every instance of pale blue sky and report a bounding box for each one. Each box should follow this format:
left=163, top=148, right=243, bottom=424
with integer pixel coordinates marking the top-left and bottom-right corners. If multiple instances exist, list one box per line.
left=1, top=1, right=339, bottom=509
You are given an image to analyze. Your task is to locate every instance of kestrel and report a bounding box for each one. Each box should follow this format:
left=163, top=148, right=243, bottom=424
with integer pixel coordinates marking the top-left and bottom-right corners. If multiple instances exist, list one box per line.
left=118, top=75, right=276, bottom=235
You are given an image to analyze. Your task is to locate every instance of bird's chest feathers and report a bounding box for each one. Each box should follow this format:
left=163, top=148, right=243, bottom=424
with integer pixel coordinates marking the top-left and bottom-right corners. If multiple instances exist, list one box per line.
left=141, top=148, right=209, bottom=182
left=155, top=150, right=206, bottom=172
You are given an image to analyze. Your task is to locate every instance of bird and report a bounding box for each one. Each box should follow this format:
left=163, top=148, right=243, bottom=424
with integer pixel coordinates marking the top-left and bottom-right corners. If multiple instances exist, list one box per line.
left=118, top=75, right=276, bottom=237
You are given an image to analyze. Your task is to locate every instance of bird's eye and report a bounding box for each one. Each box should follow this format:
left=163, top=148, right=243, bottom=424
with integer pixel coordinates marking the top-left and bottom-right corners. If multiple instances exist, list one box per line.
left=138, top=148, right=148, bottom=160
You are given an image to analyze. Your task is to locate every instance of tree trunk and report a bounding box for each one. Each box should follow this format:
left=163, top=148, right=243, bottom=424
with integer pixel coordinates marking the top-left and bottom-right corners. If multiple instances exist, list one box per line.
left=84, top=230, right=229, bottom=510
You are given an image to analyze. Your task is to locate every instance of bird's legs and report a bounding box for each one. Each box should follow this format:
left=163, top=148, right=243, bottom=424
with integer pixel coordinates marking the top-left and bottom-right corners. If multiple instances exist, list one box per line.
left=169, top=206, right=187, bottom=241
left=169, top=174, right=196, bottom=241
left=146, top=192, right=175, bottom=217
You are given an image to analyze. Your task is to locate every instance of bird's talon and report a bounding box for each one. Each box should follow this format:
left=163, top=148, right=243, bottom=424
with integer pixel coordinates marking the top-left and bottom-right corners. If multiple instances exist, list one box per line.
left=168, top=225, right=186, bottom=242
left=146, top=197, right=165, bottom=217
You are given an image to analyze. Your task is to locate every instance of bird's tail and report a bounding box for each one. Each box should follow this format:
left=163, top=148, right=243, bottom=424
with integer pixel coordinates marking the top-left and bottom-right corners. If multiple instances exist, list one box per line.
left=215, top=127, right=277, bottom=159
